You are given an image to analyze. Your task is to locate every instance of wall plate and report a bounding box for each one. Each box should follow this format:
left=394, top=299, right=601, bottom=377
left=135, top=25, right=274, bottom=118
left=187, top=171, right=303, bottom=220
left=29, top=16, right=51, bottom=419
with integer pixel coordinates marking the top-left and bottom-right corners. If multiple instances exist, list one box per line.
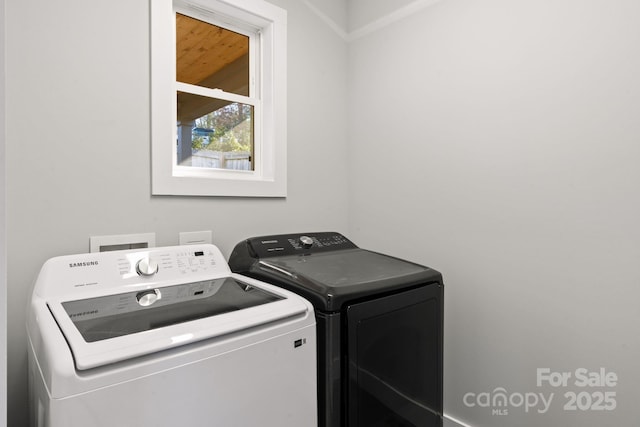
left=90, top=233, right=156, bottom=253
left=179, top=230, right=212, bottom=246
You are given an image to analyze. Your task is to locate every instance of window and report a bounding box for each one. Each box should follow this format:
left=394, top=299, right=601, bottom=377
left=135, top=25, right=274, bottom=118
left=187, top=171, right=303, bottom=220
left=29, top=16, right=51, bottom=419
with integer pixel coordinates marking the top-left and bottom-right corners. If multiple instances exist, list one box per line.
left=176, top=14, right=254, bottom=172
left=151, top=0, right=287, bottom=197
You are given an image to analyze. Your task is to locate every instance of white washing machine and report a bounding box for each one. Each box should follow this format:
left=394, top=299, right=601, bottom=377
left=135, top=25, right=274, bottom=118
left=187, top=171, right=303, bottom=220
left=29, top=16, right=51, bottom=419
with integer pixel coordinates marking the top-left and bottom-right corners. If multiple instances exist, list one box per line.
left=27, top=244, right=317, bottom=427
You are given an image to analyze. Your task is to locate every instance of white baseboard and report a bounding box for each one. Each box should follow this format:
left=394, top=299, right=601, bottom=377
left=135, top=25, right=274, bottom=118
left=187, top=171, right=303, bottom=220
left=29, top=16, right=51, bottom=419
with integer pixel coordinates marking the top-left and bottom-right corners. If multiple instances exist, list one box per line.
left=444, top=413, right=475, bottom=427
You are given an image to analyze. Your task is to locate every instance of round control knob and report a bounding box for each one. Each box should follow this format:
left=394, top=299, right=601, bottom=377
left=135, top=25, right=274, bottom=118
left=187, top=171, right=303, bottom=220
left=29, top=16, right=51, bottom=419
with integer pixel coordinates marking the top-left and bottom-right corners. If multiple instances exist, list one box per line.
left=299, top=235, right=314, bottom=248
left=136, top=257, right=159, bottom=276
left=136, top=289, right=161, bottom=307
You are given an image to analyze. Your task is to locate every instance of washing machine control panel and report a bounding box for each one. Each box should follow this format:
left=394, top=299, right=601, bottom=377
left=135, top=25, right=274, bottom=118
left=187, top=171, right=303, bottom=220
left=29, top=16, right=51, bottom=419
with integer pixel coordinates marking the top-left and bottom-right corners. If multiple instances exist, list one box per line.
left=246, top=232, right=358, bottom=258
left=34, top=245, right=231, bottom=298
left=117, top=247, right=221, bottom=280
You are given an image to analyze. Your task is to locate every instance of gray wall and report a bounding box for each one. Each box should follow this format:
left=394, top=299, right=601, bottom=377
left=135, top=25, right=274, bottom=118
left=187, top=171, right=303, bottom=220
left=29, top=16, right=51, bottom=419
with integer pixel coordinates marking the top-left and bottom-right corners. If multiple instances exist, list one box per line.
left=1, top=0, right=6, bottom=425
left=6, top=0, right=640, bottom=426
left=348, top=0, right=640, bottom=426
left=347, top=0, right=419, bottom=32
left=5, top=0, right=348, bottom=425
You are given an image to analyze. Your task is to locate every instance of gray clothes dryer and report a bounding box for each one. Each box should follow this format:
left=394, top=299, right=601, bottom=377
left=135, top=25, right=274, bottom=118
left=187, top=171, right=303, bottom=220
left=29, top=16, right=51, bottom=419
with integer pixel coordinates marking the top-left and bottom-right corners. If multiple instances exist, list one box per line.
left=229, top=232, right=443, bottom=427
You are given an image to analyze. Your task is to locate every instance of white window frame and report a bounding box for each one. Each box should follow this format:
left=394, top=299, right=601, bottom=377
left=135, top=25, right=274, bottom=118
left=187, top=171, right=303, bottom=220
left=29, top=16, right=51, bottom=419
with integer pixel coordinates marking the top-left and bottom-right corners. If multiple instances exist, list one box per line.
left=151, top=0, right=287, bottom=197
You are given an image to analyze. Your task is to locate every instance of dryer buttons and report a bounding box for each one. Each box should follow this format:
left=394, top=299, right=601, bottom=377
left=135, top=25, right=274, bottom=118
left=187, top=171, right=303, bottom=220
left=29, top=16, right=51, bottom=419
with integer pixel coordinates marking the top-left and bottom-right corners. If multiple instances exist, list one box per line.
left=299, top=235, right=314, bottom=248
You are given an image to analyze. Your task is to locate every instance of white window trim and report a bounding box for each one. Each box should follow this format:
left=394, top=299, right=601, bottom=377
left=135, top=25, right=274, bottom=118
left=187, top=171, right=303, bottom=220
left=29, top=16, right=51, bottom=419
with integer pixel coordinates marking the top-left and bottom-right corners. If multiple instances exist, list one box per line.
left=151, top=0, right=287, bottom=197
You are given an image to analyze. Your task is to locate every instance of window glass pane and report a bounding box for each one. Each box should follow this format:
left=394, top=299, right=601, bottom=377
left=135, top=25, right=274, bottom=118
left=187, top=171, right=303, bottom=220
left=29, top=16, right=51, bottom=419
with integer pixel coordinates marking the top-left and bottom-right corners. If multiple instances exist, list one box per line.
left=176, top=13, right=249, bottom=96
left=177, top=91, right=254, bottom=171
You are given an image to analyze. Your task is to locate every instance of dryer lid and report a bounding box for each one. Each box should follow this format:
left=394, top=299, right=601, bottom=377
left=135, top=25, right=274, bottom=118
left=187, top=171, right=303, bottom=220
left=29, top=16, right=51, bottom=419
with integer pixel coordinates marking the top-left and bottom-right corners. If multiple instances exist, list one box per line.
left=252, top=249, right=440, bottom=312
left=263, top=249, right=428, bottom=288
left=230, top=232, right=442, bottom=312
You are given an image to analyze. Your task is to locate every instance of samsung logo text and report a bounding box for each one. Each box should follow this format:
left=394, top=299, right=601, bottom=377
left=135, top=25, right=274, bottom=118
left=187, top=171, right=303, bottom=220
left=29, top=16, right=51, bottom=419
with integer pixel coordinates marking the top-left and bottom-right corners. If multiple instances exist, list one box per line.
left=69, top=261, right=99, bottom=268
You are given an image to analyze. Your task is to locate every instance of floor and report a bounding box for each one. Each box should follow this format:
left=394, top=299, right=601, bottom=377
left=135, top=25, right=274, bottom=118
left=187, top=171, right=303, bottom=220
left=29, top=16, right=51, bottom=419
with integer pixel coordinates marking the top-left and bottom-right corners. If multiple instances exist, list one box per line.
left=444, top=415, right=470, bottom=427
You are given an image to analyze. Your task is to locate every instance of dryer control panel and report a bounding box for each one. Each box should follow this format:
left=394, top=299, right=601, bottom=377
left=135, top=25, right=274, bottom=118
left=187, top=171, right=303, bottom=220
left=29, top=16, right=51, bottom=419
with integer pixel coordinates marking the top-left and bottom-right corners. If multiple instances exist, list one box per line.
left=246, top=232, right=358, bottom=258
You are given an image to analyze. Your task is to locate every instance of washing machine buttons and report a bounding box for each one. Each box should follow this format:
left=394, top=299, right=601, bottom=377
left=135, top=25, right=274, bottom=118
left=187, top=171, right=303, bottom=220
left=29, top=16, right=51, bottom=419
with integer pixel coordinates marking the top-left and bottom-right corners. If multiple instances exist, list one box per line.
left=136, top=289, right=162, bottom=307
left=136, top=257, right=159, bottom=276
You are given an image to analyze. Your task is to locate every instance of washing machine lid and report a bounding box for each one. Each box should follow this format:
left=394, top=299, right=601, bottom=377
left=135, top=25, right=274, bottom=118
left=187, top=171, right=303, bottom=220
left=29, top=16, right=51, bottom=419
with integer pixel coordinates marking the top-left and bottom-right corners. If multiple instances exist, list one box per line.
left=47, top=274, right=307, bottom=370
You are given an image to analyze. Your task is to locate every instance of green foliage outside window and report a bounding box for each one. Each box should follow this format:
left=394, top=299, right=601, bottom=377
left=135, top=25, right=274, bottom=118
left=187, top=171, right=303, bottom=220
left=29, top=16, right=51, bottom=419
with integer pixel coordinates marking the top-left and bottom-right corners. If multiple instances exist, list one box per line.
left=192, top=102, right=253, bottom=153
